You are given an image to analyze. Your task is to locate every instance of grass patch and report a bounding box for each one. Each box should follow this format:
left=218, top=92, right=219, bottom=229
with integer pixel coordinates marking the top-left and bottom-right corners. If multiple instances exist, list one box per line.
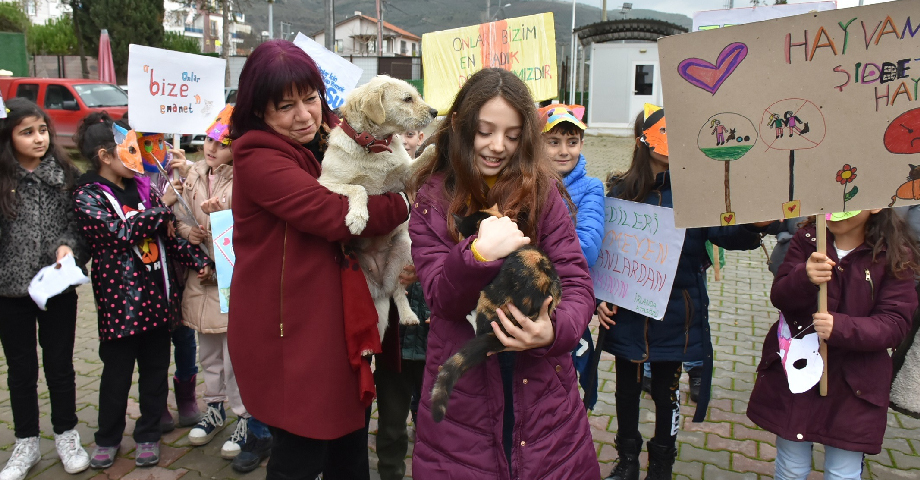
left=700, top=145, right=753, bottom=161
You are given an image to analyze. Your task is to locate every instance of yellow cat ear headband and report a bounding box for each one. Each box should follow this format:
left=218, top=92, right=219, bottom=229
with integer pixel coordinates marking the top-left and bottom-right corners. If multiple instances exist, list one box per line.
left=639, top=103, right=668, bottom=157
left=538, top=104, right=586, bottom=133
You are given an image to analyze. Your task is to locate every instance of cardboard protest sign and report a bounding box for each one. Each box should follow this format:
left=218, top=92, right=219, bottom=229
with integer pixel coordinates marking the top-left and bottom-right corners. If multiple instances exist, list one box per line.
left=422, top=13, right=557, bottom=114
left=128, top=45, right=226, bottom=134
left=660, top=2, right=920, bottom=228
left=591, top=198, right=686, bottom=320
left=292, top=32, right=364, bottom=111
left=692, top=1, right=836, bottom=32
left=211, top=210, right=234, bottom=313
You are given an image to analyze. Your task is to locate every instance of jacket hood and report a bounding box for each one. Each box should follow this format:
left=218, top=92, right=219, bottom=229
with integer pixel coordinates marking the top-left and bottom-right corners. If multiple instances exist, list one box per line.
left=76, top=171, right=153, bottom=209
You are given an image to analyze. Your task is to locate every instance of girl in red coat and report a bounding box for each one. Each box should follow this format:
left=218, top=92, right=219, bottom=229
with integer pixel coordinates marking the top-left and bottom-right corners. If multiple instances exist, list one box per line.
left=748, top=210, right=920, bottom=479
left=408, top=68, right=600, bottom=479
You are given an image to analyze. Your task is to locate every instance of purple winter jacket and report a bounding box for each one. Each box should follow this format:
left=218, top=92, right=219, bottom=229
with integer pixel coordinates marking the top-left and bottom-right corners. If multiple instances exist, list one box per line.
left=409, top=174, right=600, bottom=480
left=747, top=225, right=917, bottom=454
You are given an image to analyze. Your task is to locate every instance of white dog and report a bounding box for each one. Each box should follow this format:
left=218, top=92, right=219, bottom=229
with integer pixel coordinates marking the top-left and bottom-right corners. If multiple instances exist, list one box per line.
left=319, top=75, right=437, bottom=341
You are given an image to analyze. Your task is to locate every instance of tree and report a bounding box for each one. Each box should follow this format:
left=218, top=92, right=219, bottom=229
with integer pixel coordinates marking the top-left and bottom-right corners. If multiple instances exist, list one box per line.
left=162, top=30, right=200, bottom=54
left=0, top=2, right=29, bottom=33
left=28, top=16, right=78, bottom=55
left=72, top=0, right=165, bottom=83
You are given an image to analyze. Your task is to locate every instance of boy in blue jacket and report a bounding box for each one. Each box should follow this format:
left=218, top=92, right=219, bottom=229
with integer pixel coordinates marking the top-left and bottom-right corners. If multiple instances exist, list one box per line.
left=539, top=104, right=606, bottom=408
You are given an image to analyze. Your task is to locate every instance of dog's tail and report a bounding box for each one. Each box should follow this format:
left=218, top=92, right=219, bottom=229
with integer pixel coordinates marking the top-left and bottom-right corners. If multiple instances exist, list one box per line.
left=430, top=333, right=504, bottom=423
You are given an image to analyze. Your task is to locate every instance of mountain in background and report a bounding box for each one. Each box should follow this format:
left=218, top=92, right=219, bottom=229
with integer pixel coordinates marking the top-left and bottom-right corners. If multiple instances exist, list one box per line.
left=241, top=0, right=692, bottom=60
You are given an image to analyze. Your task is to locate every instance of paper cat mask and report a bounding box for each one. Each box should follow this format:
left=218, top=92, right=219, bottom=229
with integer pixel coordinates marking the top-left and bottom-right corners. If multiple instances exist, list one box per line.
left=113, top=123, right=144, bottom=174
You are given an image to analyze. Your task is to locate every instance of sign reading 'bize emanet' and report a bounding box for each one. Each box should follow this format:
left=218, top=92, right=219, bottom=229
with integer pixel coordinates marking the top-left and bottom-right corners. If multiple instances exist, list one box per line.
left=128, top=44, right=226, bottom=134
left=659, top=2, right=920, bottom=228
left=421, top=13, right=557, bottom=114
left=591, top=198, right=686, bottom=320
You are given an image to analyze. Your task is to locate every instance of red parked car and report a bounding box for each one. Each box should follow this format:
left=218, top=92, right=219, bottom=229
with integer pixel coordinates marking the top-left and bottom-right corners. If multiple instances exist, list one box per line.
left=0, top=77, right=128, bottom=148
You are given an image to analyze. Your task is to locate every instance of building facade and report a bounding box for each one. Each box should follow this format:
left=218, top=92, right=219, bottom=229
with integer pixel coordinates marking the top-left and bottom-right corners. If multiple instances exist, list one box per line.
left=312, top=12, right=419, bottom=57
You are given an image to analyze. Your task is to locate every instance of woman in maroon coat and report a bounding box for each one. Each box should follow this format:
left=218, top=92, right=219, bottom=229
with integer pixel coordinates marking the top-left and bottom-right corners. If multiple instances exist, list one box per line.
left=227, top=41, right=410, bottom=479
left=748, top=210, right=919, bottom=479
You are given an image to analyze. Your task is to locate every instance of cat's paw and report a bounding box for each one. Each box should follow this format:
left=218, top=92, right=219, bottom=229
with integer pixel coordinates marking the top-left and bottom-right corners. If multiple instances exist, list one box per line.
left=345, top=208, right=369, bottom=234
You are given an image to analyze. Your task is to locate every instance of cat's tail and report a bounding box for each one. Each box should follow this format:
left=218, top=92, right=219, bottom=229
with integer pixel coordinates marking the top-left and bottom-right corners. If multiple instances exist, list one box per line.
left=430, top=333, right=504, bottom=423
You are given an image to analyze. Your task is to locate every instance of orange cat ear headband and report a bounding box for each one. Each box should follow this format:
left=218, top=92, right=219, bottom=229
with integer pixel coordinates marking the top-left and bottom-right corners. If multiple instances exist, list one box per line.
left=639, top=103, right=668, bottom=157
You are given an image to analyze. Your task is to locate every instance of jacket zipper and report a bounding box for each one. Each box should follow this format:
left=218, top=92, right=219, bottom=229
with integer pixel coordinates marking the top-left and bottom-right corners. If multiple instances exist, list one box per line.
left=682, top=289, right=693, bottom=354
left=865, top=268, right=874, bottom=302
left=279, top=224, right=288, bottom=337
left=643, top=317, right=650, bottom=360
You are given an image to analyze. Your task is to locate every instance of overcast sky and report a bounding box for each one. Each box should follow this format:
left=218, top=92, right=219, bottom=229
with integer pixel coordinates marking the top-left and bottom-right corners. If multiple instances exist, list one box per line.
left=579, top=0, right=896, bottom=18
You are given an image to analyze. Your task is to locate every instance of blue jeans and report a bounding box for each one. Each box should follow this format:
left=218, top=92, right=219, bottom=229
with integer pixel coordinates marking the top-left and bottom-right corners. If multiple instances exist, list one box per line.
left=172, top=325, right=198, bottom=381
left=775, top=436, right=864, bottom=480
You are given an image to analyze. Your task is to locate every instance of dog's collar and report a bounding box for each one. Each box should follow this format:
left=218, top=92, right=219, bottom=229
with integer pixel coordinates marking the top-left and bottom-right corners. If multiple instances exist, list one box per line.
left=340, top=119, right=393, bottom=154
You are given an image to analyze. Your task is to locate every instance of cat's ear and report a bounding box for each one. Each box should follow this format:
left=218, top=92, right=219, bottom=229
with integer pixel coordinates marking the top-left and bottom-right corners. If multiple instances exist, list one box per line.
left=452, top=213, right=464, bottom=225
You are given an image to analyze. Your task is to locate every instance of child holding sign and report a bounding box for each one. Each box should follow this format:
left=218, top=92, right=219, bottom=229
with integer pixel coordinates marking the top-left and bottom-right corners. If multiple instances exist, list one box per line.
left=0, top=98, right=90, bottom=479
left=408, top=68, right=599, bottom=479
left=748, top=210, right=919, bottom=479
left=597, top=105, right=770, bottom=480
left=72, top=113, right=211, bottom=469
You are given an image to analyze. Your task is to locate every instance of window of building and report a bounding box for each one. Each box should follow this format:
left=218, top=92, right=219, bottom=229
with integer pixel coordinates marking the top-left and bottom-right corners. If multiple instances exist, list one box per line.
left=412, top=43, right=418, bottom=56
left=401, top=40, right=407, bottom=55
left=634, top=65, right=654, bottom=96
left=25, top=1, right=35, bottom=16
left=335, top=39, right=343, bottom=53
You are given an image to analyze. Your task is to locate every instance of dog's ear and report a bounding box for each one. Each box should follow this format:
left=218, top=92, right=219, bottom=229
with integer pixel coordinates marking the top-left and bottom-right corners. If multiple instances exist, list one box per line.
left=364, top=86, right=386, bottom=125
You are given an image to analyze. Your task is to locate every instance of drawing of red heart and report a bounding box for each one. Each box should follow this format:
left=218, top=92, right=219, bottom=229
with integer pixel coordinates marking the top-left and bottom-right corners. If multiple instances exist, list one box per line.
left=223, top=238, right=230, bottom=246
left=678, top=43, right=748, bottom=95
left=788, top=205, right=796, bottom=212
left=724, top=214, right=733, bottom=223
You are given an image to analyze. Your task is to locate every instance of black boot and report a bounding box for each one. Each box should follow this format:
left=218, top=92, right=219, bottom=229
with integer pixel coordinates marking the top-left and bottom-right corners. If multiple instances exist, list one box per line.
left=604, top=435, right=642, bottom=480
left=645, top=439, right=677, bottom=480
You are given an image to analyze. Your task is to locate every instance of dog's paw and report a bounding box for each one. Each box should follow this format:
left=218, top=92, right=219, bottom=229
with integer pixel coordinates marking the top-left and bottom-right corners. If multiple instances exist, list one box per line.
left=400, top=310, right=420, bottom=325
left=345, top=208, right=369, bottom=234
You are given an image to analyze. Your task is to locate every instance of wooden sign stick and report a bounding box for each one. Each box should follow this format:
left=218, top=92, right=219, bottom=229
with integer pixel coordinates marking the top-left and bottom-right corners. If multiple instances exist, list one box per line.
left=817, top=214, right=829, bottom=397
left=712, top=244, right=722, bottom=281
left=172, top=134, right=181, bottom=181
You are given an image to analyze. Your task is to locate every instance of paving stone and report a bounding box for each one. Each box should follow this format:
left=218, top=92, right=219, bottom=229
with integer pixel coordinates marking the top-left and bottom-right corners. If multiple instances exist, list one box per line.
left=121, top=466, right=188, bottom=480
left=702, top=462, right=759, bottom=480
left=707, top=434, right=757, bottom=458
left=679, top=443, right=731, bottom=470
left=732, top=452, right=774, bottom=476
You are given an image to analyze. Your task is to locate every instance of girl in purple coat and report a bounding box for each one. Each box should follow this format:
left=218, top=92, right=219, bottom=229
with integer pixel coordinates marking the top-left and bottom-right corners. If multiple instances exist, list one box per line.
left=748, top=210, right=919, bottom=479
left=408, top=68, right=600, bottom=479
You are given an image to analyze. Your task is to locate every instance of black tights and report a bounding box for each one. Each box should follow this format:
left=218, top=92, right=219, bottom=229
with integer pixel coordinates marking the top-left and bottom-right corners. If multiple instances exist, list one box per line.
left=615, top=357, right=681, bottom=447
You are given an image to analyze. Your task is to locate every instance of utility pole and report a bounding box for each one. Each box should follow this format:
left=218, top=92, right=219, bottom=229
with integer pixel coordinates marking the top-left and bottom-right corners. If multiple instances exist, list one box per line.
left=325, top=0, right=335, bottom=52
left=486, top=0, right=490, bottom=20
left=268, top=0, right=274, bottom=39
left=569, top=0, right=576, bottom=103
left=223, top=0, right=230, bottom=86
left=376, top=0, right=383, bottom=55
left=602, top=0, right=607, bottom=22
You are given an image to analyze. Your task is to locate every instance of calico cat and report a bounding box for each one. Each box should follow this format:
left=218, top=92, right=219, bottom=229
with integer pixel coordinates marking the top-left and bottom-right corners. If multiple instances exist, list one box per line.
left=430, top=209, right=562, bottom=423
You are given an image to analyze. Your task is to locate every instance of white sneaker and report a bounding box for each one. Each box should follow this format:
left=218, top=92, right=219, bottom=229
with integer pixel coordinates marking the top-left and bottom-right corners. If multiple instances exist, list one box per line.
left=54, top=430, right=89, bottom=474
left=0, top=437, right=40, bottom=480
left=220, top=417, right=248, bottom=459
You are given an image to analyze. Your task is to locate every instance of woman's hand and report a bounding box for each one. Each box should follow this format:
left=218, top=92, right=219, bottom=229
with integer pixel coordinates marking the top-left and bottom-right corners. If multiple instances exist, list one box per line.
left=56, top=245, right=73, bottom=261
left=188, top=225, right=208, bottom=245
left=474, top=216, right=530, bottom=261
left=398, top=264, right=418, bottom=286
left=806, top=252, right=835, bottom=285
left=200, top=196, right=222, bottom=215
left=490, top=297, right=555, bottom=352
left=162, top=179, right=183, bottom=207
left=813, top=312, right=834, bottom=340
left=597, top=301, right=618, bottom=329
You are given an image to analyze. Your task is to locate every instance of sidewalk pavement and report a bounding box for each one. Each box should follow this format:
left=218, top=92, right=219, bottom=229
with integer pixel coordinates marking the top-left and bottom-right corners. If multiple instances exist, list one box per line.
left=1, top=239, right=918, bottom=479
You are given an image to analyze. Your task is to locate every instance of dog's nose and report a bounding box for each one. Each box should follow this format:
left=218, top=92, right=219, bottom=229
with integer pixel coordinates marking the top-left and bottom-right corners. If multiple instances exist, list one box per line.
left=429, top=108, right=438, bottom=117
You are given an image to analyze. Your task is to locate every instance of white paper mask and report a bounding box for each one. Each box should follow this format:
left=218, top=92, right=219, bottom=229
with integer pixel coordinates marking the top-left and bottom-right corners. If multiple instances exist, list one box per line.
left=777, top=313, right=824, bottom=394
left=28, top=254, right=89, bottom=310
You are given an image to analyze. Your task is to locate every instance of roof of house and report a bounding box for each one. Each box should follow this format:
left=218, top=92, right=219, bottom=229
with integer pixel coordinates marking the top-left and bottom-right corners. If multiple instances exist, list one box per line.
left=313, top=14, right=421, bottom=41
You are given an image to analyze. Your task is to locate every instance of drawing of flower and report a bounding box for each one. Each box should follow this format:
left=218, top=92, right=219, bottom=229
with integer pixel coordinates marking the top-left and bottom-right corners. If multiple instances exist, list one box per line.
left=836, top=164, right=857, bottom=184
left=837, top=164, right=859, bottom=211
